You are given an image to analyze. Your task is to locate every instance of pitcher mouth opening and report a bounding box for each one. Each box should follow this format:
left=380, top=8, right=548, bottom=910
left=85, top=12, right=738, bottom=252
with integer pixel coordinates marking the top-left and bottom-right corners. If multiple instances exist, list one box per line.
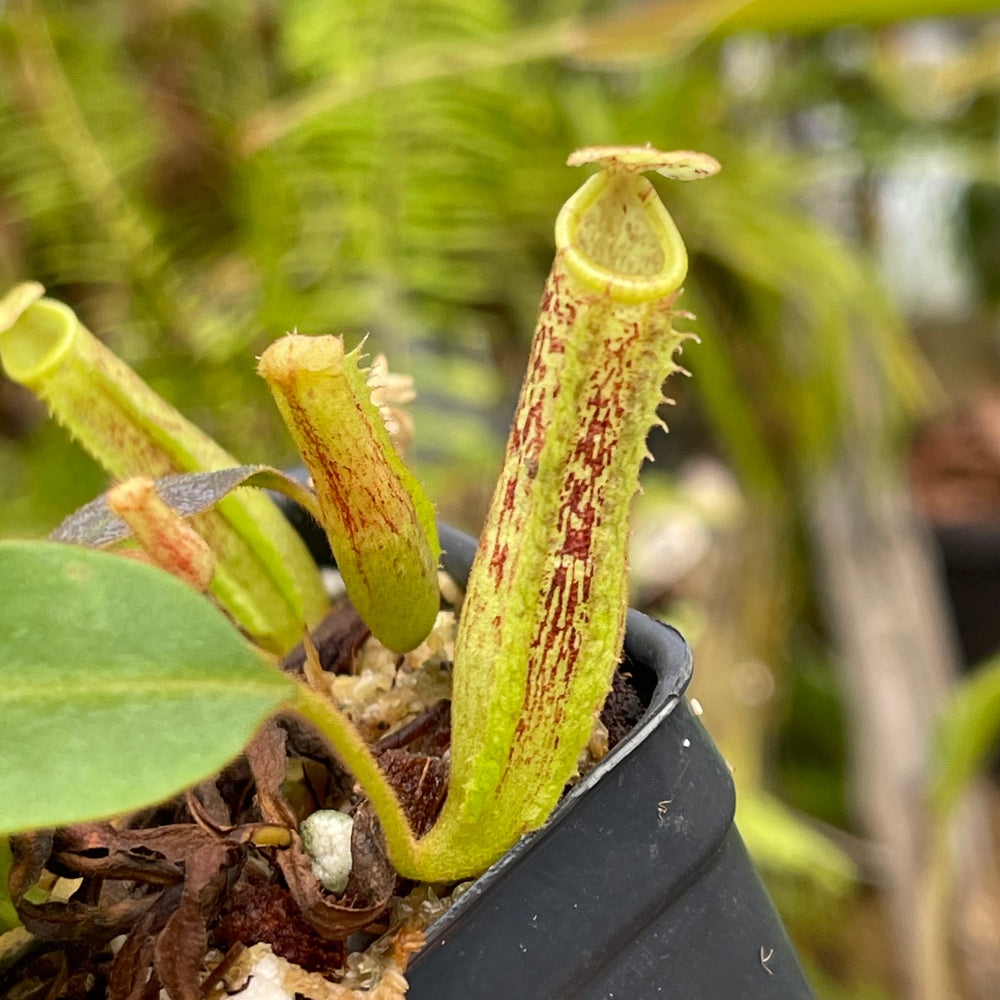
left=0, top=290, right=77, bottom=387
left=555, top=170, right=689, bottom=304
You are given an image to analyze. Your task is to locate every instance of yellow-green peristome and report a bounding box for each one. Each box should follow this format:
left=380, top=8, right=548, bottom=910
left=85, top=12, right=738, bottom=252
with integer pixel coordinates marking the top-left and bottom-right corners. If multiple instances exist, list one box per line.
left=558, top=146, right=720, bottom=303
left=0, top=283, right=330, bottom=654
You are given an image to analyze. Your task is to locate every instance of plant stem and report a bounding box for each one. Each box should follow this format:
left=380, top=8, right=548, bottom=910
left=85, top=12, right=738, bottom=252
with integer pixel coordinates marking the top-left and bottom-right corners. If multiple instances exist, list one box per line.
left=287, top=684, right=420, bottom=873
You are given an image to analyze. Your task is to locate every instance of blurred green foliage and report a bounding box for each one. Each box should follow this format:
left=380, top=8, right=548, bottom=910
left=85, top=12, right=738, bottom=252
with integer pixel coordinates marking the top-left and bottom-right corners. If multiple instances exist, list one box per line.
left=932, top=651, right=1000, bottom=818
left=3, top=1, right=1000, bottom=996
left=1, top=0, right=953, bottom=530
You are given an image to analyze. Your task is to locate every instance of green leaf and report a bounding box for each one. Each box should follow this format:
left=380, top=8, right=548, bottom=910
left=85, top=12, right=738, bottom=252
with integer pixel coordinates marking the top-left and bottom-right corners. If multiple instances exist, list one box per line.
left=0, top=541, right=296, bottom=835
left=736, top=790, right=857, bottom=898
left=929, top=654, right=1000, bottom=819
left=711, top=0, right=1000, bottom=36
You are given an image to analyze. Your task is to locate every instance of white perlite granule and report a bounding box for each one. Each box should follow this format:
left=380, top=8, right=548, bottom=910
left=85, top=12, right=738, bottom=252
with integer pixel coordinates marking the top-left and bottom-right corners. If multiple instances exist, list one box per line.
left=299, top=810, right=355, bottom=894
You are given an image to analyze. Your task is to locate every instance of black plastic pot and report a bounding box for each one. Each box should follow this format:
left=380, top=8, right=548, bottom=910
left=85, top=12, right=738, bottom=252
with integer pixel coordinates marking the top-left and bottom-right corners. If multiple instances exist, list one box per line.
left=276, top=497, right=817, bottom=999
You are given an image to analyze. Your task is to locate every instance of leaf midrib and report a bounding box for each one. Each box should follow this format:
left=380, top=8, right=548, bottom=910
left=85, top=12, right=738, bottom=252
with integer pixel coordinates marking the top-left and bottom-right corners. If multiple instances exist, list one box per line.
left=0, top=676, right=293, bottom=704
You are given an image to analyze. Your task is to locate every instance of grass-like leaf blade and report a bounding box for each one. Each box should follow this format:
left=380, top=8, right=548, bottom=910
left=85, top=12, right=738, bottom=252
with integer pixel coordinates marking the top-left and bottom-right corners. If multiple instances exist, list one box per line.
left=930, top=652, right=1000, bottom=819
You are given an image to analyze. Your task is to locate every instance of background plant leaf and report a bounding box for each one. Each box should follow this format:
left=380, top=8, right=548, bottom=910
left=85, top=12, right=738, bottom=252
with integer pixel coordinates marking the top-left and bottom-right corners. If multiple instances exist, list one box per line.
left=929, top=653, right=1000, bottom=818
left=0, top=541, right=296, bottom=835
